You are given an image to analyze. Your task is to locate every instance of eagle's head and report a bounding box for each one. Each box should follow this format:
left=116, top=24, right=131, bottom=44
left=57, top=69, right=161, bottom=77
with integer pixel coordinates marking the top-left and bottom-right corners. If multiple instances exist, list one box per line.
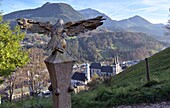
left=56, top=19, right=64, bottom=26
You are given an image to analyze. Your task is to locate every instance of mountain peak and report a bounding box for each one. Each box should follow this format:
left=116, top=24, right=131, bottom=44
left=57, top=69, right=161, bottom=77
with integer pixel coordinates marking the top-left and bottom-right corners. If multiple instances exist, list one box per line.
left=130, top=15, right=145, bottom=21
left=132, top=15, right=142, bottom=18
left=79, top=8, right=102, bottom=15
left=126, top=15, right=151, bottom=25
left=81, top=8, right=97, bottom=11
left=43, top=2, right=51, bottom=6
left=41, top=2, right=71, bottom=8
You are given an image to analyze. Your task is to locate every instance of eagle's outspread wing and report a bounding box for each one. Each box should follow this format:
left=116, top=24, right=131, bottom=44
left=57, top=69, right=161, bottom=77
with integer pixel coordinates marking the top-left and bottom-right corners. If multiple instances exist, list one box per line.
left=17, top=18, right=52, bottom=35
left=64, top=16, right=106, bottom=36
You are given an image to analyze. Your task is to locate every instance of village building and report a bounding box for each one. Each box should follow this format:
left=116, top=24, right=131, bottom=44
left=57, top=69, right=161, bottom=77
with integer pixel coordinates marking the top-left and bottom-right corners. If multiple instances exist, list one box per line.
left=101, top=66, right=113, bottom=76
left=71, top=72, right=88, bottom=93
left=89, top=63, right=101, bottom=77
left=89, top=55, right=122, bottom=77
left=71, top=72, right=87, bottom=86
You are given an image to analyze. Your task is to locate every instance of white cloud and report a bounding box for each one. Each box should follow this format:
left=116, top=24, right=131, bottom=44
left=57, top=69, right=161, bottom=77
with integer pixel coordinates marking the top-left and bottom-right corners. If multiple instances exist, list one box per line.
left=142, top=0, right=169, bottom=5
left=107, top=2, right=138, bottom=16
left=127, top=6, right=158, bottom=13
left=142, top=0, right=169, bottom=10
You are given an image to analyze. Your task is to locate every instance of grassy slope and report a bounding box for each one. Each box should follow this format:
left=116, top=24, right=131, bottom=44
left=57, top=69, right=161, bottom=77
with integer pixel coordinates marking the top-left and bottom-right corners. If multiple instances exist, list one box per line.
left=72, top=47, right=170, bottom=108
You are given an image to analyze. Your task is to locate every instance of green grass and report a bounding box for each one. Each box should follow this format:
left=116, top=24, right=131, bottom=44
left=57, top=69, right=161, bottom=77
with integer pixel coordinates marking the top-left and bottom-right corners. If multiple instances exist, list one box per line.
left=0, top=97, right=52, bottom=108
left=72, top=47, right=170, bottom=108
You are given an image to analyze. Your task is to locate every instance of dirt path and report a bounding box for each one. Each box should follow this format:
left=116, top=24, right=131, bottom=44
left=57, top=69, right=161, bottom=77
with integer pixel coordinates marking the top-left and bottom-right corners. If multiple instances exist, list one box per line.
left=115, top=101, right=170, bottom=108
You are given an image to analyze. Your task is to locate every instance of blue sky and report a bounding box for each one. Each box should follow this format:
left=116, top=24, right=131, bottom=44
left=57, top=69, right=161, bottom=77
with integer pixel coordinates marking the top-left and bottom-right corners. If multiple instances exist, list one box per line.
left=1, top=0, right=169, bottom=24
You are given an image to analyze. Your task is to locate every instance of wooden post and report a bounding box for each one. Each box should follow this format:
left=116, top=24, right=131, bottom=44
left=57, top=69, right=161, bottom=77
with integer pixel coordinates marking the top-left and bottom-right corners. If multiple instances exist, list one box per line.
left=44, top=52, right=75, bottom=108
left=145, top=58, right=150, bottom=82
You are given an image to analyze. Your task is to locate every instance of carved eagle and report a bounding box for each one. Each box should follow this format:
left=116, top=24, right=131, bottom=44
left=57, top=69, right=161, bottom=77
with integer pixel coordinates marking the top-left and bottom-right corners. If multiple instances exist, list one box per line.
left=17, top=16, right=105, bottom=53
left=17, top=16, right=105, bottom=36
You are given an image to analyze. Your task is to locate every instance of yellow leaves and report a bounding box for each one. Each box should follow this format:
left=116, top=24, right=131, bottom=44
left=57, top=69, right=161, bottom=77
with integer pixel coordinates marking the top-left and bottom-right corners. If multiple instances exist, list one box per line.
left=0, top=20, right=29, bottom=78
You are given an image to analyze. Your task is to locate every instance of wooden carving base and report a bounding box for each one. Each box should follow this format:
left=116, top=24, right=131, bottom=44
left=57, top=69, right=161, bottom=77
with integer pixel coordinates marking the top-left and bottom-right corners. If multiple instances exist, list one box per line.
left=44, top=53, right=75, bottom=108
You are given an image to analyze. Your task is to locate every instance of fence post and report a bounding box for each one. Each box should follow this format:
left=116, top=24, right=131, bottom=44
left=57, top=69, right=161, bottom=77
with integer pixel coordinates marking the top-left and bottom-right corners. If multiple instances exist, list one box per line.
left=145, top=58, right=150, bottom=82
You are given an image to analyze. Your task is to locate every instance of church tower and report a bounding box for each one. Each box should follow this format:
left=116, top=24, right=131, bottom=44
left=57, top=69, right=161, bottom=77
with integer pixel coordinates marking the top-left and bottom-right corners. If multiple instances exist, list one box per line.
left=113, top=55, right=122, bottom=75
left=85, top=63, right=91, bottom=82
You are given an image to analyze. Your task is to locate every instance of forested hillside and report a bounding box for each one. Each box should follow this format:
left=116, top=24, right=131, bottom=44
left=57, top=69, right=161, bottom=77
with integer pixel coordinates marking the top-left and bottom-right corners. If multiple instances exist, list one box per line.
left=22, top=30, right=165, bottom=62
left=66, top=31, right=165, bottom=61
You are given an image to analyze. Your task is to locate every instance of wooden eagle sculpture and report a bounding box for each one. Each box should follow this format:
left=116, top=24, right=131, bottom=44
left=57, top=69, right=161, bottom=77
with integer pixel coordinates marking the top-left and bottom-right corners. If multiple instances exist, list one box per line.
left=17, top=16, right=105, bottom=54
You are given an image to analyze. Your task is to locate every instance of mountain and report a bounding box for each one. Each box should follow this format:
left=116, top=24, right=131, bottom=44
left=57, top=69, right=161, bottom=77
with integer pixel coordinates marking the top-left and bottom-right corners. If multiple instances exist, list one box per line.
left=118, top=15, right=165, bottom=36
left=120, top=15, right=151, bottom=26
left=79, top=9, right=165, bottom=38
left=4, top=2, right=84, bottom=25
left=4, top=3, right=165, bottom=39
